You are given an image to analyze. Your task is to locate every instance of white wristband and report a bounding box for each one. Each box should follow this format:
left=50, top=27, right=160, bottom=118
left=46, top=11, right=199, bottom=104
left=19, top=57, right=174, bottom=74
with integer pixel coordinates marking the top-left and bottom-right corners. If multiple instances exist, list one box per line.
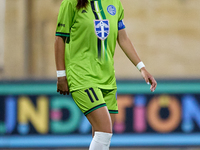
left=136, top=61, right=145, bottom=71
left=57, top=70, right=66, bottom=77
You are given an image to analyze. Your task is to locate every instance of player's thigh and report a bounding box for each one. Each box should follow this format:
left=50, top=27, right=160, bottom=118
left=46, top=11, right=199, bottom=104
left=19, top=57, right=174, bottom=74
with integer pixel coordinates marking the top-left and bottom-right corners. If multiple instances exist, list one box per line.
left=71, top=87, right=112, bottom=133
left=71, top=87, right=107, bottom=116
left=87, top=106, right=112, bottom=133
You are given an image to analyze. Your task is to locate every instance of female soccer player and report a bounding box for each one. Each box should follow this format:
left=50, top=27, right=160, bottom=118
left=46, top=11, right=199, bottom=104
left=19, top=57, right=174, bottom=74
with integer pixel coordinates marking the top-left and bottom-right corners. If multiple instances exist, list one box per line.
left=55, top=0, right=157, bottom=149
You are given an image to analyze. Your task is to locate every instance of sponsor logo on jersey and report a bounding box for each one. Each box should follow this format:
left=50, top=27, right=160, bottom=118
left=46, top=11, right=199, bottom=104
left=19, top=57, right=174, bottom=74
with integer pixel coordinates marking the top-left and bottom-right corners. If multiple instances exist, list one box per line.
left=107, top=5, right=116, bottom=16
left=94, top=20, right=110, bottom=40
left=82, top=10, right=87, bottom=13
left=58, top=23, right=65, bottom=27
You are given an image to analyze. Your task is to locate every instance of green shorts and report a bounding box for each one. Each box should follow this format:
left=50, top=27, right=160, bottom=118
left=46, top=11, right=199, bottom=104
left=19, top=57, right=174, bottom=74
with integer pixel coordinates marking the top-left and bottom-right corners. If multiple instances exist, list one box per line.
left=71, top=87, right=118, bottom=116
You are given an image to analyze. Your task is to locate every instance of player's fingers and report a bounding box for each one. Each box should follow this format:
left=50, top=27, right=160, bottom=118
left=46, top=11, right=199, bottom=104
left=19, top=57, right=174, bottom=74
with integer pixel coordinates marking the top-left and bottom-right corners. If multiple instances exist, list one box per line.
left=150, top=77, right=157, bottom=92
left=144, top=76, right=150, bottom=85
left=66, top=88, right=69, bottom=95
left=153, top=80, right=157, bottom=90
left=150, top=84, right=155, bottom=91
left=67, top=90, right=70, bottom=95
left=152, top=78, right=157, bottom=88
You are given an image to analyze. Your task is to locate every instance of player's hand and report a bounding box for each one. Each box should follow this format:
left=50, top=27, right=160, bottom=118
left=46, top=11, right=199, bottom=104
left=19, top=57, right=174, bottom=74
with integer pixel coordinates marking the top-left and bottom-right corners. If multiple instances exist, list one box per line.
left=57, top=76, right=69, bottom=95
left=140, top=68, right=157, bottom=92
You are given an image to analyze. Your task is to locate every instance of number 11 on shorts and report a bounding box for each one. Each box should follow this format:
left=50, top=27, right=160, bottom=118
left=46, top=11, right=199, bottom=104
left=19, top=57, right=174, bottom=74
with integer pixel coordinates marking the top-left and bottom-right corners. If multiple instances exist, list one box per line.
left=84, top=88, right=99, bottom=103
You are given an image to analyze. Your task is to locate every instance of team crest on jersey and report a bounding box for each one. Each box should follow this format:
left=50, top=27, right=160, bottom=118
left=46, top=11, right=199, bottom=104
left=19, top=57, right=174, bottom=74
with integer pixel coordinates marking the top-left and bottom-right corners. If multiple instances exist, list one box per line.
left=94, top=20, right=110, bottom=41
left=107, top=5, right=116, bottom=16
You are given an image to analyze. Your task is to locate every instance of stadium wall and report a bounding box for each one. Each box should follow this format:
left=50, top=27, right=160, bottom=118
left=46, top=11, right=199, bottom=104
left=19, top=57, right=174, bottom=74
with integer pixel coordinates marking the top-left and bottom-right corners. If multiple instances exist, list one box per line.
left=0, top=0, right=200, bottom=80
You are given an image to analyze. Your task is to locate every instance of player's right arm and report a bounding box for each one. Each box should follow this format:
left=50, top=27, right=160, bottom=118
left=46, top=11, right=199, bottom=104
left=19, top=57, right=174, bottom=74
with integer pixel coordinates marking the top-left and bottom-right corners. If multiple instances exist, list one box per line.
left=55, top=0, right=75, bottom=95
left=54, top=36, right=69, bottom=95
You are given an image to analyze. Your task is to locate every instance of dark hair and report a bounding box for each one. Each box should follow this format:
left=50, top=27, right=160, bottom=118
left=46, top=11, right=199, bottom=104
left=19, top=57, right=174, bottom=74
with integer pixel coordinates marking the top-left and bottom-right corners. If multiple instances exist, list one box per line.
left=76, top=0, right=89, bottom=9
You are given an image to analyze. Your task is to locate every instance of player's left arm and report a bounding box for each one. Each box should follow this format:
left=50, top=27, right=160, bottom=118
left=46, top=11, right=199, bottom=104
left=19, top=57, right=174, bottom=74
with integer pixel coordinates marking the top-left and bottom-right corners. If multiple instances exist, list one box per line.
left=117, top=28, right=157, bottom=92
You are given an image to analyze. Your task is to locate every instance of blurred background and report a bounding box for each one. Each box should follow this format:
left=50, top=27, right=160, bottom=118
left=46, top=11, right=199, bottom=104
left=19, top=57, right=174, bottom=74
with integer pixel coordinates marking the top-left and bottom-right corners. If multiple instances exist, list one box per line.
left=0, top=0, right=200, bottom=149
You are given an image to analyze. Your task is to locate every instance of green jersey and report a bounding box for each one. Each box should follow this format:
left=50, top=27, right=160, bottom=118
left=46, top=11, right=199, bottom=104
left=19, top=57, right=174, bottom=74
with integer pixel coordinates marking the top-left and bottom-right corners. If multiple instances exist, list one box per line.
left=56, top=0, right=125, bottom=92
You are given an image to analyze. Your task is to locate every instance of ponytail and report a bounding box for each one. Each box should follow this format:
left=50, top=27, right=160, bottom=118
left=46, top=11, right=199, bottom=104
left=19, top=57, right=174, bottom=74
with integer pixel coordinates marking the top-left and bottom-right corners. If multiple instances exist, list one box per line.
left=76, top=0, right=89, bottom=9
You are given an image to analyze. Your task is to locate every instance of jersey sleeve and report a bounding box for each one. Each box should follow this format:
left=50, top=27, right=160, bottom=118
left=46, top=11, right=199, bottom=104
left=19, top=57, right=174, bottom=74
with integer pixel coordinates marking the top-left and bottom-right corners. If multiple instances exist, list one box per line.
left=55, top=0, right=75, bottom=37
left=118, top=0, right=124, bottom=21
left=118, top=0, right=125, bottom=30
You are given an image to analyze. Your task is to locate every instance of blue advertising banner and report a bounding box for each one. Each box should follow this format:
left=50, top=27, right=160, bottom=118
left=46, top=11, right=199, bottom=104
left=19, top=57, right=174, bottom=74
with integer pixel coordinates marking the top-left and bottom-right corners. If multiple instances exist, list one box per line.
left=0, top=80, right=200, bottom=148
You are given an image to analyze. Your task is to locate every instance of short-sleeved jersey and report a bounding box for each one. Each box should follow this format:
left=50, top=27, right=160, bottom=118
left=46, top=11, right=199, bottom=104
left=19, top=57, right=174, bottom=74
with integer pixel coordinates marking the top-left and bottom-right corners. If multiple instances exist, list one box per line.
left=56, top=0, right=125, bottom=92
